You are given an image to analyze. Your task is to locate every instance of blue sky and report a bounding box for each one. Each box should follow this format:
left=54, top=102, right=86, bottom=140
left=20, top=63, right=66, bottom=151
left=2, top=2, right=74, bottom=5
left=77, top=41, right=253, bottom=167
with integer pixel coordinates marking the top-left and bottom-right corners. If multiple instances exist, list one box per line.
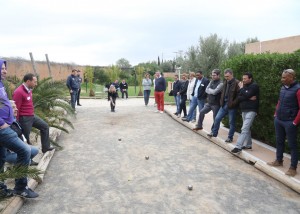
left=0, top=0, right=299, bottom=66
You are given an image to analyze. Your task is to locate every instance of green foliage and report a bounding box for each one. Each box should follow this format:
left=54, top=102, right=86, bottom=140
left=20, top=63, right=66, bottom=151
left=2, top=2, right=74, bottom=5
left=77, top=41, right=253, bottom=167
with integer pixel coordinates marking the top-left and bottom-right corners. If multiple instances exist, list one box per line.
left=221, top=53, right=300, bottom=154
left=198, top=33, right=228, bottom=76
left=105, top=65, right=121, bottom=83
left=160, top=61, right=173, bottom=73
left=93, top=67, right=110, bottom=85
left=85, top=66, right=95, bottom=96
left=116, top=58, right=131, bottom=68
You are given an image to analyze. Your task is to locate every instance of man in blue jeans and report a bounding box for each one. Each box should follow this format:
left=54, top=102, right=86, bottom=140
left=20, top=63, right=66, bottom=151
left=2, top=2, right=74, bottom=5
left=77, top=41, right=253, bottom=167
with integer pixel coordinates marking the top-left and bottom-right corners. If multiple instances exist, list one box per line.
left=0, top=59, right=38, bottom=198
left=66, top=69, right=80, bottom=111
left=182, top=70, right=209, bottom=122
left=231, top=72, right=259, bottom=153
left=268, top=69, right=300, bottom=177
left=208, top=68, right=239, bottom=142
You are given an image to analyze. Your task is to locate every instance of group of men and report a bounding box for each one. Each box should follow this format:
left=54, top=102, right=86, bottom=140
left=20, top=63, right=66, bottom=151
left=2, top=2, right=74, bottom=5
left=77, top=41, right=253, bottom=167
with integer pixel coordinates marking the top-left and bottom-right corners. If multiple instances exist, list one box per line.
left=0, top=59, right=55, bottom=199
left=172, top=68, right=299, bottom=177
left=66, top=69, right=83, bottom=112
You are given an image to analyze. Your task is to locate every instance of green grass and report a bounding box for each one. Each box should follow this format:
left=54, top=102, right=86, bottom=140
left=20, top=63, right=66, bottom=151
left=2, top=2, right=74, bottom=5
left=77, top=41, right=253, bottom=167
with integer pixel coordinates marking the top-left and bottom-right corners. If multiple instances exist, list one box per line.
left=79, top=83, right=175, bottom=103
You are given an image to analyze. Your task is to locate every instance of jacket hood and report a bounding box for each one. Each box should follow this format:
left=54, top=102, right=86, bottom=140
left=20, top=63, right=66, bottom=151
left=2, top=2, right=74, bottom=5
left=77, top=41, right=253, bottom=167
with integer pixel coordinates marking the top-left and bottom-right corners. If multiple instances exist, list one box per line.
left=0, top=59, right=7, bottom=82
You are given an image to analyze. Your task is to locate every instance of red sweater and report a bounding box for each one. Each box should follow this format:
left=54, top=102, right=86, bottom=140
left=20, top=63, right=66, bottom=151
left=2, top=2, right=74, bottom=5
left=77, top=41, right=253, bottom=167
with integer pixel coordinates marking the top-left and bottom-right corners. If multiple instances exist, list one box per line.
left=13, top=84, right=34, bottom=120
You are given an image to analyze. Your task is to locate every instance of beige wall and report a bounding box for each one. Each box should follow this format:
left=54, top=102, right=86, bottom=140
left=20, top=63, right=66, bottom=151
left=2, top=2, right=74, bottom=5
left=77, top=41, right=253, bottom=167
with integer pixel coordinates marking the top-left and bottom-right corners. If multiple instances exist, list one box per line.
left=245, top=35, right=300, bottom=54
left=6, top=59, right=86, bottom=81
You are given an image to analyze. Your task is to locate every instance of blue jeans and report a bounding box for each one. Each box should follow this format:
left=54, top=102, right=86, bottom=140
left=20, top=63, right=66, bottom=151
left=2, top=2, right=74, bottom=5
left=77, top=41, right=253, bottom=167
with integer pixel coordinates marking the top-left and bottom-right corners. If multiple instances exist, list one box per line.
left=6, top=146, right=39, bottom=164
left=235, top=111, right=257, bottom=149
left=211, top=104, right=237, bottom=140
left=274, top=117, right=299, bottom=168
left=144, top=90, right=151, bottom=106
left=186, top=96, right=205, bottom=121
left=0, top=127, right=30, bottom=190
left=174, top=95, right=180, bottom=113
left=70, top=89, right=78, bottom=109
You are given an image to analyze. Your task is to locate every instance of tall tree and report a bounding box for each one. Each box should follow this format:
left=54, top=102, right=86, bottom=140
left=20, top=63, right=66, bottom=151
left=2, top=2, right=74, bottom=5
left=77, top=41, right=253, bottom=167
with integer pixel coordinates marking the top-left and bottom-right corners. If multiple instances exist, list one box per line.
left=158, top=56, right=160, bottom=66
left=116, top=58, right=131, bottom=69
left=198, top=34, right=228, bottom=75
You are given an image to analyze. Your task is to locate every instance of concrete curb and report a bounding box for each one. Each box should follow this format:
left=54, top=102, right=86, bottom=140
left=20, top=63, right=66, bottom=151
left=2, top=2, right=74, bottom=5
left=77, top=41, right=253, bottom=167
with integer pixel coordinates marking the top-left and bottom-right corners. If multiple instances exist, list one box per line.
left=164, top=108, right=300, bottom=194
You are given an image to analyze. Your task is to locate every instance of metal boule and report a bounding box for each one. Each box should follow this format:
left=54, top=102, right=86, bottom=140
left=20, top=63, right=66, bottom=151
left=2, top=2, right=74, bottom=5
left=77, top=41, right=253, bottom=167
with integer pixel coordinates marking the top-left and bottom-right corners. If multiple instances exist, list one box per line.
left=187, top=185, right=193, bottom=190
left=145, top=156, right=149, bottom=160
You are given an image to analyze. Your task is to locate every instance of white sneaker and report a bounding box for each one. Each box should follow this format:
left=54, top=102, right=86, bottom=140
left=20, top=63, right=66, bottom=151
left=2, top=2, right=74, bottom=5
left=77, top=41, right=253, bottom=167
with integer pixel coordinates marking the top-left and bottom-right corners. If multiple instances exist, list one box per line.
left=160, top=111, right=164, bottom=114
left=154, top=110, right=159, bottom=113
left=191, top=119, right=196, bottom=123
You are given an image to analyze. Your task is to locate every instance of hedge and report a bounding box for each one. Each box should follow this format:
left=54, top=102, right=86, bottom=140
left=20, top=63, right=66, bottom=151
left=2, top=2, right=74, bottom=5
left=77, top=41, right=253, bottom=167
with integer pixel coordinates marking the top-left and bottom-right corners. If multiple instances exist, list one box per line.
left=220, top=52, right=300, bottom=155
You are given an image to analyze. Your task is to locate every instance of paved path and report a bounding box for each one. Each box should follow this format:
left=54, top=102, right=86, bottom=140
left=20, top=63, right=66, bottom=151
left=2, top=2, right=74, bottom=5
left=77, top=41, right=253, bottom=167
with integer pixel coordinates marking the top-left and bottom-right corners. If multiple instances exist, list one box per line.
left=19, top=99, right=300, bottom=214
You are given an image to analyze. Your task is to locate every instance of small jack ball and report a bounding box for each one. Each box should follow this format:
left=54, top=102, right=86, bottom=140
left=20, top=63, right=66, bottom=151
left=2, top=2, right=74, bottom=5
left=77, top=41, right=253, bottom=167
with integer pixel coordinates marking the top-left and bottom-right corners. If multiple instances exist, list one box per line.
left=188, top=185, right=193, bottom=190
left=145, top=156, right=149, bottom=160
left=118, top=138, right=121, bottom=141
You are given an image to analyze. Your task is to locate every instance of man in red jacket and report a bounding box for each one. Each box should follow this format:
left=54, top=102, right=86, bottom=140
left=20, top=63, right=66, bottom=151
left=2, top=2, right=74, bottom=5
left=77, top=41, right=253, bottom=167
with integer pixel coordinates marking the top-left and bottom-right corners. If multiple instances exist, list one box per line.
left=13, top=73, right=54, bottom=153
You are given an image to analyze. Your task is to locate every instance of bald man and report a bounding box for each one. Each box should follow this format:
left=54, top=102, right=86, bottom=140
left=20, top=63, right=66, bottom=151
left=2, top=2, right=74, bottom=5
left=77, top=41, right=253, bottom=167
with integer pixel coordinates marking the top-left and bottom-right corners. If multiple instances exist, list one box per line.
left=268, top=69, right=300, bottom=177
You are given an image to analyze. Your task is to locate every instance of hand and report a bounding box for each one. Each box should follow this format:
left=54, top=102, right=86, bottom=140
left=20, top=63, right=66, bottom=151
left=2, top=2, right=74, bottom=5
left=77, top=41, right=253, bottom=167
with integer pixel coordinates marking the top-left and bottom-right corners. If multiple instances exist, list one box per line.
left=238, top=81, right=243, bottom=88
left=250, top=96, right=256, bottom=100
left=0, top=123, right=9, bottom=130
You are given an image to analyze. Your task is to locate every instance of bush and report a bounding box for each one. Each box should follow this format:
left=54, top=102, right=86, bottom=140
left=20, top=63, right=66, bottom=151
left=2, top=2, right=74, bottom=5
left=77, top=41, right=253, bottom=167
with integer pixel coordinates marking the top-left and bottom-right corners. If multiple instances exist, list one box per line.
left=221, top=53, right=300, bottom=154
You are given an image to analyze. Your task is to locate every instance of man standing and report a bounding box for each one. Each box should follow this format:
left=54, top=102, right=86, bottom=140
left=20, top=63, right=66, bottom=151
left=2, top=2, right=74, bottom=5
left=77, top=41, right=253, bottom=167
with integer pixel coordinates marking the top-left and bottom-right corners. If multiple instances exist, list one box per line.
left=177, top=73, right=189, bottom=118
left=172, top=75, right=181, bottom=116
left=0, top=59, right=38, bottom=198
left=208, top=68, right=239, bottom=143
left=119, top=79, right=128, bottom=99
left=193, top=69, right=223, bottom=131
left=182, top=70, right=209, bottom=122
left=154, top=71, right=166, bottom=113
left=268, top=69, right=300, bottom=176
left=13, top=73, right=54, bottom=153
left=76, top=70, right=83, bottom=106
left=231, top=72, right=260, bottom=153
left=66, top=69, right=80, bottom=110
left=187, top=72, right=196, bottom=120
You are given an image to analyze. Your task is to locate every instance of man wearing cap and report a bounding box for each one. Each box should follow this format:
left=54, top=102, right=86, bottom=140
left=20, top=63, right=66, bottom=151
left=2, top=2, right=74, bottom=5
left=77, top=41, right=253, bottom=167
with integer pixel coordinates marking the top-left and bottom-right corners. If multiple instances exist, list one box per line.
left=66, top=69, right=80, bottom=111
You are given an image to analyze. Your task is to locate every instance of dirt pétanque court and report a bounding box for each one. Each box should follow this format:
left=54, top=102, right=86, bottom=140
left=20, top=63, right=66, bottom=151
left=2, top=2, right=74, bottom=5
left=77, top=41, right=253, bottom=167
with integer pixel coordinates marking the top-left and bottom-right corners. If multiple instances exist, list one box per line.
left=19, top=98, right=300, bottom=214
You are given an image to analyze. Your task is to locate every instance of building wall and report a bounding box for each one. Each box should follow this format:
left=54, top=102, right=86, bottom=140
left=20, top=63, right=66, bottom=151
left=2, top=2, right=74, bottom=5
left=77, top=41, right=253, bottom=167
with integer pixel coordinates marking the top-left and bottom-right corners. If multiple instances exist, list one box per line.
left=5, top=58, right=86, bottom=81
left=245, top=35, right=300, bottom=54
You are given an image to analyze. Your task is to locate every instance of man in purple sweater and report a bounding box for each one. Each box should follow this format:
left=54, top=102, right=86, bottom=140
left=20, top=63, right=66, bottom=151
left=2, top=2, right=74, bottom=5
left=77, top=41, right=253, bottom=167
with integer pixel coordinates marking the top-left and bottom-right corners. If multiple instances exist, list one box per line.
left=0, top=59, right=39, bottom=198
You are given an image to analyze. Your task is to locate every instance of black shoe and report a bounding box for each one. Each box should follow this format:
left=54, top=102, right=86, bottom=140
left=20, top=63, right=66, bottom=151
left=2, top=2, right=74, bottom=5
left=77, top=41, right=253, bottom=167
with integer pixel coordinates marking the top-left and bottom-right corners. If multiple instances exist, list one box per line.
left=207, top=133, right=215, bottom=138
left=42, top=147, right=55, bottom=153
left=225, top=138, right=233, bottom=143
left=77, top=104, right=82, bottom=106
left=182, top=118, right=189, bottom=122
left=242, top=146, right=252, bottom=150
left=231, top=148, right=242, bottom=154
left=14, top=187, right=39, bottom=199
left=173, top=113, right=178, bottom=116
left=30, top=160, right=39, bottom=166
left=0, top=188, right=14, bottom=198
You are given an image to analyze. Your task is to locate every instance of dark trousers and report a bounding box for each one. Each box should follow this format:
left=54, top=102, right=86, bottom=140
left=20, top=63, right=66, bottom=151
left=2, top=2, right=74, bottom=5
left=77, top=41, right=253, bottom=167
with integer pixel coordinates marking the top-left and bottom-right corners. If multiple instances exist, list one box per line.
left=121, top=90, right=128, bottom=99
left=110, top=97, right=116, bottom=111
left=274, top=117, right=299, bottom=168
left=77, top=88, right=81, bottom=105
left=19, top=115, right=51, bottom=153
left=179, top=95, right=187, bottom=116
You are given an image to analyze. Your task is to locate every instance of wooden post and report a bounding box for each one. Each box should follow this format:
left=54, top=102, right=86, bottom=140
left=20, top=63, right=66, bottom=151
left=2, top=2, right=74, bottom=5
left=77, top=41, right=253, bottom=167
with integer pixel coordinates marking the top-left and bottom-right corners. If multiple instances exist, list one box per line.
left=45, top=54, right=52, bottom=78
left=29, top=52, right=39, bottom=78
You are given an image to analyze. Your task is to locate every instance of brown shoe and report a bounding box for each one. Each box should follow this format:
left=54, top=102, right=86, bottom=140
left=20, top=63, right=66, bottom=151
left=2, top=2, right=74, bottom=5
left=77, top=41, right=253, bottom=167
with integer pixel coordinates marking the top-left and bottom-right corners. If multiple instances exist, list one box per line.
left=192, top=127, right=203, bottom=131
left=285, top=167, right=297, bottom=177
left=267, top=160, right=283, bottom=166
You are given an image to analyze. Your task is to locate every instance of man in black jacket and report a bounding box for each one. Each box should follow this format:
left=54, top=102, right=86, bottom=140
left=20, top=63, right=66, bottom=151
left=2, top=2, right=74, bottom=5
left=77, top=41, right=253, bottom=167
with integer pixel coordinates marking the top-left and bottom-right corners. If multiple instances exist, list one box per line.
left=119, top=79, right=128, bottom=99
left=177, top=73, right=189, bottom=117
left=231, top=72, right=259, bottom=153
left=182, top=70, right=209, bottom=122
left=193, top=69, right=223, bottom=131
